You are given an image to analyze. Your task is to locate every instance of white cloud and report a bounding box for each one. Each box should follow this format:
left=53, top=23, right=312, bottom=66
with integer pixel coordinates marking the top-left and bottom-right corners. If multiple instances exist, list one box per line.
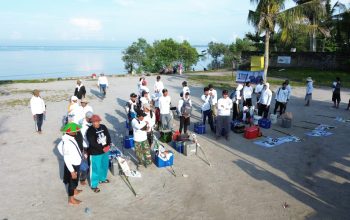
left=114, top=0, right=135, bottom=7
left=70, top=18, right=102, bottom=31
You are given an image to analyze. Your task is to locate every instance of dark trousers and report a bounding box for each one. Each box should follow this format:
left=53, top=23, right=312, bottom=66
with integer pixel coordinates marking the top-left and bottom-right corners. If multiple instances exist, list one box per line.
left=63, top=164, right=80, bottom=197
left=243, top=98, right=252, bottom=107
left=216, top=115, right=230, bottom=137
left=274, top=101, right=286, bottom=115
left=179, top=116, right=190, bottom=134
left=147, top=131, right=153, bottom=146
left=258, top=104, right=270, bottom=118
left=202, top=110, right=214, bottom=131
left=35, top=114, right=44, bottom=131
left=232, top=103, right=240, bottom=120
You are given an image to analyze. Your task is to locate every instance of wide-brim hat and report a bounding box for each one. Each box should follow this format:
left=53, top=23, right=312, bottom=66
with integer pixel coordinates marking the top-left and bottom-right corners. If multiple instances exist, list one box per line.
left=91, top=114, right=102, bottom=122
left=306, top=77, right=313, bottom=82
left=61, top=122, right=81, bottom=133
left=81, top=98, right=89, bottom=103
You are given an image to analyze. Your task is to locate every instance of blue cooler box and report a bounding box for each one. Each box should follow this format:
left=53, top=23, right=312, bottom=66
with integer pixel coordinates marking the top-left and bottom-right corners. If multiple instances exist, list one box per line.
left=124, top=136, right=135, bottom=149
left=172, top=141, right=184, bottom=154
left=258, top=118, right=271, bottom=129
left=194, top=123, right=206, bottom=134
left=231, top=120, right=241, bottom=130
left=155, top=151, right=174, bottom=168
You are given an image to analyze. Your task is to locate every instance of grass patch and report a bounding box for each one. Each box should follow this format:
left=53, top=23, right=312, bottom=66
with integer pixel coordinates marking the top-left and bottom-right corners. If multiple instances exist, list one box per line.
left=268, top=68, right=350, bottom=88
left=2, top=98, right=30, bottom=107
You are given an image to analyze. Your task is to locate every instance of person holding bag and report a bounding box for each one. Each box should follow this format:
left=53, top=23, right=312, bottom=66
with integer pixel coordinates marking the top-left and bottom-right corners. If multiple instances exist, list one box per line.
left=57, top=122, right=84, bottom=205
left=86, top=114, right=111, bottom=193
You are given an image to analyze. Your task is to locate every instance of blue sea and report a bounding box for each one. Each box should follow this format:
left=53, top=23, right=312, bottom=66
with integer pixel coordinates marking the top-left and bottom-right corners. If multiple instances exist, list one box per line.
left=0, top=46, right=210, bottom=80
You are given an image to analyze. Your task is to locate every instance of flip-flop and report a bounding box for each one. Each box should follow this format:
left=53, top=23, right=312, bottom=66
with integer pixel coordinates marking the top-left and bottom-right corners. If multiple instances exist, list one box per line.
left=91, top=188, right=100, bottom=193
left=99, top=179, right=110, bottom=184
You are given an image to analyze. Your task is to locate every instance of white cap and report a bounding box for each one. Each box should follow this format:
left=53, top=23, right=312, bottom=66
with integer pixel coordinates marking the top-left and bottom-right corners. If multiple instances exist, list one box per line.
left=71, top=96, right=78, bottom=101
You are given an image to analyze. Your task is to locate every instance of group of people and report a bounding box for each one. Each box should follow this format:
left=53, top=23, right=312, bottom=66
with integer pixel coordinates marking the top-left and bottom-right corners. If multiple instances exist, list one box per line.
left=28, top=73, right=349, bottom=205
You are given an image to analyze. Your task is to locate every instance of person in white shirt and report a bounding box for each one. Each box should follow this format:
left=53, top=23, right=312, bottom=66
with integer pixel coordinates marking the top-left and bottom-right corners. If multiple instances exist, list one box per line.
left=159, top=89, right=172, bottom=130
left=258, top=83, right=272, bottom=118
left=284, top=79, right=292, bottom=113
left=273, top=82, right=290, bottom=115
left=182, top=81, right=190, bottom=96
left=201, top=87, right=214, bottom=131
left=242, top=81, right=253, bottom=107
left=178, top=92, right=192, bottom=135
left=80, top=98, right=93, bottom=116
left=254, top=79, right=264, bottom=103
left=154, top=76, right=164, bottom=93
left=125, top=93, right=139, bottom=135
left=232, top=84, right=243, bottom=120
left=132, top=110, right=152, bottom=168
left=143, top=103, right=156, bottom=146
left=216, top=90, right=233, bottom=140
left=305, top=77, right=313, bottom=106
left=30, top=89, right=46, bottom=134
left=140, top=90, right=151, bottom=109
left=58, top=122, right=83, bottom=205
left=97, top=73, right=108, bottom=97
left=208, top=84, right=218, bottom=118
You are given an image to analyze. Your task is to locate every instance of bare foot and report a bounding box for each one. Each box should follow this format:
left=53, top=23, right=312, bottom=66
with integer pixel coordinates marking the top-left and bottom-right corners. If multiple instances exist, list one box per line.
left=80, top=180, right=87, bottom=186
left=68, top=197, right=82, bottom=205
left=74, top=189, right=82, bottom=195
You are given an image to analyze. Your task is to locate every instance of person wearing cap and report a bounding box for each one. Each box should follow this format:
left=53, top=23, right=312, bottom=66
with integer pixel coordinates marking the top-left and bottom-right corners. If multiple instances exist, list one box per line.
left=273, top=82, right=289, bottom=116
left=216, top=90, right=233, bottom=140
left=58, top=122, right=83, bottom=205
left=178, top=92, right=192, bottom=135
left=242, top=81, right=253, bottom=107
left=68, top=97, right=85, bottom=126
left=74, top=79, right=86, bottom=100
left=258, top=82, right=272, bottom=118
left=305, top=77, right=313, bottom=106
left=125, top=93, right=139, bottom=135
left=30, top=89, right=46, bottom=134
left=232, top=84, right=243, bottom=121
left=208, top=84, right=218, bottom=119
left=159, top=89, right=172, bottom=130
left=86, top=115, right=111, bottom=193
left=182, top=81, right=190, bottom=96
left=201, top=87, right=215, bottom=132
left=98, top=73, right=108, bottom=97
left=78, top=111, right=93, bottom=185
left=132, top=110, right=152, bottom=167
left=238, top=106, right=252, bottom=124
left=143, top=103, right=156, bottom=146
left=81, top=98, right=94, bottom=116
left=154, top=75, right=164, bottom=94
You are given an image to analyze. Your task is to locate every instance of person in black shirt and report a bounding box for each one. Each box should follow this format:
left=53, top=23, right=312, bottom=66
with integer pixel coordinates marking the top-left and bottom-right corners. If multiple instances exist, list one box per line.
left=74, top=80, right=86, bottom=100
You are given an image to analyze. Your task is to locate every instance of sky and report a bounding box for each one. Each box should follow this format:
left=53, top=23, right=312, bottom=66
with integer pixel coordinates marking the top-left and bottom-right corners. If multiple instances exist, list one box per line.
left=0, top=0, right=349, bottom=46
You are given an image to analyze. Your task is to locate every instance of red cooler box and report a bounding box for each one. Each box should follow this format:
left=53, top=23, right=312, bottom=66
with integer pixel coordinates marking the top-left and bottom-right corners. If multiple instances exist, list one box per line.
left=244, top=126, right=261, bottom=139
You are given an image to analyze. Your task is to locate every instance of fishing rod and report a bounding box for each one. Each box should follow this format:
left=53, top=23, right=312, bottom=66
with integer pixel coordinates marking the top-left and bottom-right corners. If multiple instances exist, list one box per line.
left=192, top=133, right=211, bottom=167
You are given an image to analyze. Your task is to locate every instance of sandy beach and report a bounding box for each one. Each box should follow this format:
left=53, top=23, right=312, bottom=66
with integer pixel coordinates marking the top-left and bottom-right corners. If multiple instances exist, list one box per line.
left=0, top=73, right=349, bottom=220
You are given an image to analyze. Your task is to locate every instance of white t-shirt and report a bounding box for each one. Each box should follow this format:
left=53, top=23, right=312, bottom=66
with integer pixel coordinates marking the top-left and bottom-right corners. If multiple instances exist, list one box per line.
left=154, top=81, right=164, bottom=93
left=183, top=86, right=190, bottom=95
left=217, top=98, right=233, bottom=116
left=98, top=76, right=108, bottom=86
left=243, top=86, right=253, bottom=100
left=159, top=95, right=171, bottom=114
left=255, top=84, right=264, bottom=94
left=30, top=96, right=46, bottom=115
left=132, top=118, right=147, bottom=142
left=201, top=94, right=211, bottom=111
left=209, top=89, right=218, bottom=105
left=144, top=111, right=156, bottom=132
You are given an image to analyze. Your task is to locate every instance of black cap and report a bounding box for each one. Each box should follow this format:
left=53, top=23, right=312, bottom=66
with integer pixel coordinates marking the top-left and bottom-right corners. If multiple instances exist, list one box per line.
left=130, top=93, right=137, bottom=98
left=136, top=110, right=147, bottom=117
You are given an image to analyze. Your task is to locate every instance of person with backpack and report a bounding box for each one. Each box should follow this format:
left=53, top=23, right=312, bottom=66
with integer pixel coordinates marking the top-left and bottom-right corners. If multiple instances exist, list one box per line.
left=125, top=93, right=139, bottom=135
left=132, top=110, right=152, bottom=168
left=273, top=82, right=289, bottom=116
left=74, top=79, right=86, bottom=100
left=86, top=115, right=111, bottom=193
left=178, top=92, right=192, bottom=135
left=332, top=77, right=341, bottom=109
left=216, top=90, right=233, bottom=140
left=231, top=84, right=243, bottom=121
left=242, top=81, right=253, bottom=107
left=57, top=122, right=83, bottom=205
left=201, top=87, right=215, bottom=132
left=143, top=103, right=156, bottom=146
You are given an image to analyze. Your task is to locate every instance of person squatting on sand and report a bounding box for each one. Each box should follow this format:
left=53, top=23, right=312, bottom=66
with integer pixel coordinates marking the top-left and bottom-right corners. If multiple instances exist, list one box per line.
left=86, top=114, right=111, bottom=193
left=30, top=89, right=46, bottom=134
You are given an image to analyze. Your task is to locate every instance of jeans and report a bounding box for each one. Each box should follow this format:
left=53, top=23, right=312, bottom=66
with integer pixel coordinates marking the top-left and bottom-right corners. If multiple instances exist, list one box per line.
left=202, top=109, right=214, bottom=131
left=179, top=116, right=190, bottom=134
left=100, top=84, right=107, bottom=96
left=216, top=115, right=230, bottom=137
left=161, top=113, right=172, bottom=130
left=35, top=114, right=44, bottom=131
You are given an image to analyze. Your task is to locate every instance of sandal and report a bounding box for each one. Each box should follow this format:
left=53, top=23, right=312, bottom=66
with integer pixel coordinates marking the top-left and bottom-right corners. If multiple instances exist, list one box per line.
left=99, top=179, right=110, bottom=184
left=91, top=188, right=100, bottom=193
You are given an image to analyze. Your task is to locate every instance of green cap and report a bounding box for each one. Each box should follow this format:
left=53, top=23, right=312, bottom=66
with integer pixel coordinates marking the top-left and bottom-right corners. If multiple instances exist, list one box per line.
left=61, top=122, right=81, bottom=133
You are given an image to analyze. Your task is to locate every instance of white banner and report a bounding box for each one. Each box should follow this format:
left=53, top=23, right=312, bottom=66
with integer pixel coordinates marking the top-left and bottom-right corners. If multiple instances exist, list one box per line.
left=236, top=70, right=264, bottom=84
left=277, top=56, right=291, bottom=64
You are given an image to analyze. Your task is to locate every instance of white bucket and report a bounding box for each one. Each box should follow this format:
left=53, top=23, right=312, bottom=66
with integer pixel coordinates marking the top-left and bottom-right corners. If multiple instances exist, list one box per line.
left=270, top=114, right=278, bottom=124
left=253, top=115, right=262, bottom=125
